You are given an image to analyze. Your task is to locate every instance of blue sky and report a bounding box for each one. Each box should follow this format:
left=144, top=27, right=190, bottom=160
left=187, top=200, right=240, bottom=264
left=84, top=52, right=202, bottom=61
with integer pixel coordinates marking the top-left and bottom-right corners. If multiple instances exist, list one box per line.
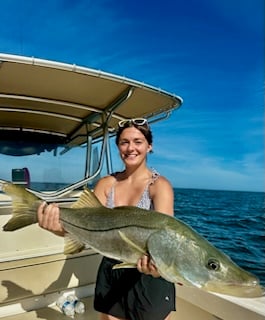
left=0, top=0, right=264, bottom=192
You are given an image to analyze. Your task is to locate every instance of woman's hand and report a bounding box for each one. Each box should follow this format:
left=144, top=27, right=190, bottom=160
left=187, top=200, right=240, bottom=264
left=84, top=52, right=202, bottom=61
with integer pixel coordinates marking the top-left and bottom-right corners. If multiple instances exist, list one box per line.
left=137, top=254, right=160, bottom=278
left=37, top=202, right=65, bottom=236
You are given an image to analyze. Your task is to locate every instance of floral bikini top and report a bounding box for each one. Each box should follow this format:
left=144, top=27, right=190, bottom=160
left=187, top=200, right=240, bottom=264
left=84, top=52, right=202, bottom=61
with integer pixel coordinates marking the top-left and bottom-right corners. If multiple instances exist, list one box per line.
left=106, top=168, right=160, bottom=210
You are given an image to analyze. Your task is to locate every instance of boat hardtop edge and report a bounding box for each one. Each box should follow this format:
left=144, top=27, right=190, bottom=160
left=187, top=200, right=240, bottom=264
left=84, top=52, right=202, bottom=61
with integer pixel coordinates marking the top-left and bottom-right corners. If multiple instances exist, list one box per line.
left=0, top=52, right=183, bottom=152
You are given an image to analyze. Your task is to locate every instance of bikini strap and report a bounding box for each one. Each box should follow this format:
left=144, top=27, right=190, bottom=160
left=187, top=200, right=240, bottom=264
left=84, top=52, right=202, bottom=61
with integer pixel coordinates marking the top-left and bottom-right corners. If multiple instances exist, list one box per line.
left=149, top=168, right=160, bottom=185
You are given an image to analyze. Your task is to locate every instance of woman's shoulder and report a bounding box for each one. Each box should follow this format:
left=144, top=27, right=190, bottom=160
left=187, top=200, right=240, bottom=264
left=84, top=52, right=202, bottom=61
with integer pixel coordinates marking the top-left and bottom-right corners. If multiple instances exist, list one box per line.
left=150, top=169, right=172, bottom=187
left=95, top=171, right=126, bottom=189
left=149, top=171, right=174, bottom=215
left=149, top=171, right=173, bottom=196
left=93, top=174, right=118, bottom=204
left=153, top=175, right=172, bottom=188
left=95, top=174, right=116, bottom=188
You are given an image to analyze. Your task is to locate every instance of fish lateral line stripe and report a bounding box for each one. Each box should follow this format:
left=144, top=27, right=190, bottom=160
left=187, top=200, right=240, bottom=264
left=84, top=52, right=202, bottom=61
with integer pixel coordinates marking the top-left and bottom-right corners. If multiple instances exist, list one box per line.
left=61, top=219, right=157, bottom=232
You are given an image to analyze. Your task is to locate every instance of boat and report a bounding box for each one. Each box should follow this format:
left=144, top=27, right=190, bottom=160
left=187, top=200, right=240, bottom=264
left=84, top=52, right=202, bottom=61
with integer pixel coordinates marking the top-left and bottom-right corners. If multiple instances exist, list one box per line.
left=0, top=53, right=264, bottom=320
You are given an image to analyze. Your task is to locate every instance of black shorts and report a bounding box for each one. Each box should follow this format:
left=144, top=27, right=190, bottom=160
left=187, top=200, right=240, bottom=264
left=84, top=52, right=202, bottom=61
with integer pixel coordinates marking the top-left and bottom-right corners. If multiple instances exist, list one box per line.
left=94, top=257, right=176, bottom=320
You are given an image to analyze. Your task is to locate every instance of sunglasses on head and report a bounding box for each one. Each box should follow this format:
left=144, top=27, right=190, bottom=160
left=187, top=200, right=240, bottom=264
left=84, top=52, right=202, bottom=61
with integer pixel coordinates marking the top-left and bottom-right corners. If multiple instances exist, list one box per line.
left=118, top=118, right=148, bottom=128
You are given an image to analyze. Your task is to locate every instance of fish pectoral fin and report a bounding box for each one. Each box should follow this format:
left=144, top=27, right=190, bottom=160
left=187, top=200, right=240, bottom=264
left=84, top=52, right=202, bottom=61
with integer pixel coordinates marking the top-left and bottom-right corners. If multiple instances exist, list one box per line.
left=71, top=187, right=102, bottom=209
left=118, top=231, right=146, bottom=255
left=112, top=262, right=137, bottom=269
left=64, top=233, right=85, bottom=255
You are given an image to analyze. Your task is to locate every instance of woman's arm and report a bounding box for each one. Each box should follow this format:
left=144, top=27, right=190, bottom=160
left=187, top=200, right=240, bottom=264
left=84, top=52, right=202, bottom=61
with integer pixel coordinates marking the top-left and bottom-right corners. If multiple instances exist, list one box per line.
left=151, top=176, right=174, bottom=216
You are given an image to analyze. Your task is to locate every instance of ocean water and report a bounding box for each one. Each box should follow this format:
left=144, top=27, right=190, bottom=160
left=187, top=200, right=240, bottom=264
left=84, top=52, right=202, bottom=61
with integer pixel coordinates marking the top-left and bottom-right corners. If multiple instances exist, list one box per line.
left=173, top=188, right=265, bottom=286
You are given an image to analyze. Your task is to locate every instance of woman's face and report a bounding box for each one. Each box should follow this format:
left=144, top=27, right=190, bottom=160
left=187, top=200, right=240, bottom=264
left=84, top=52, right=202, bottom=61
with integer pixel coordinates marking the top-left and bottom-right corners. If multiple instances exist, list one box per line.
left=117, top=126, right=152, bottom=166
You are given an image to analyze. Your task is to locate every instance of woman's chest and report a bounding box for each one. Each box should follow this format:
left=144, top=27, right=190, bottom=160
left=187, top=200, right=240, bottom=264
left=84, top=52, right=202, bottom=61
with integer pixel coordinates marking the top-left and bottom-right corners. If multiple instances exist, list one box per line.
left=113, top=182, right=149, bottom=207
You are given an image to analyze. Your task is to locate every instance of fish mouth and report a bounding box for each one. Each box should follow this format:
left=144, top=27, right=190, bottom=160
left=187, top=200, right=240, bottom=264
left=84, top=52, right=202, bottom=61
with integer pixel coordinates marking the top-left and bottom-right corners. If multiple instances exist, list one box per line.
left=203, top=280, right=265, bottom=298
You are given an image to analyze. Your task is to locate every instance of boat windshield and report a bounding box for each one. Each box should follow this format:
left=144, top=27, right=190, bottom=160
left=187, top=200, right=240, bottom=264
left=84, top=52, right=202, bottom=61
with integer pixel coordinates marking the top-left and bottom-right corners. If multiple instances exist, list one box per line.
left=0, top=138, right=119, bottom=194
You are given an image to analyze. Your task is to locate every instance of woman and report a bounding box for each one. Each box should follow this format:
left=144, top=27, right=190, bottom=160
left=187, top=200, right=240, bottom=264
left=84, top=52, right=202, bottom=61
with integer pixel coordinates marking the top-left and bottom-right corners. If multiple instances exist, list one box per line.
left=37, top=118, right=176, bottom=320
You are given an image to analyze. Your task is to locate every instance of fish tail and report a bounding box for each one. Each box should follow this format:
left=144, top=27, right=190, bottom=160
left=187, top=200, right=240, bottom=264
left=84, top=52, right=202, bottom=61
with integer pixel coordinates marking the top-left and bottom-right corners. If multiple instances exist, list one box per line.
left=2, top=183, right=41, bottom=231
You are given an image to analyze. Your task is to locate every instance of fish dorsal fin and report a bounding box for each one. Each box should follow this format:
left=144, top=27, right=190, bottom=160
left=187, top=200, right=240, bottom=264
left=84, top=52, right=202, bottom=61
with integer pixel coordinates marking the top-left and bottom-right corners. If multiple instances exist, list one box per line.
left=71, top=187, right=102, bottom=209
left=64, top=233, right=85, bottom=254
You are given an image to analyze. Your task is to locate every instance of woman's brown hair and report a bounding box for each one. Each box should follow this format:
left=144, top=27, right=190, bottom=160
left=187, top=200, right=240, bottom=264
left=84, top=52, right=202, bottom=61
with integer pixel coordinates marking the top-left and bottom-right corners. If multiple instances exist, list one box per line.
left=115, top=122, right=153, bottom=147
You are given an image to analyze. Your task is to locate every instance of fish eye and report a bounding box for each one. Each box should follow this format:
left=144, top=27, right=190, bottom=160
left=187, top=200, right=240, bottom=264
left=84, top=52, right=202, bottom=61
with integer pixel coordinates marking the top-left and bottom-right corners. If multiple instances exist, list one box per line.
left=206, top=258, right=220, bottom=271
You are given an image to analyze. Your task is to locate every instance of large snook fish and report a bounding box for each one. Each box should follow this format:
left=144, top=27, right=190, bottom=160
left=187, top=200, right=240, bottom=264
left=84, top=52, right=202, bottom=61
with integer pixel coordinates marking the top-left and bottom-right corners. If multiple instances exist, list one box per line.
left=2, top=182, right=264, bottom=298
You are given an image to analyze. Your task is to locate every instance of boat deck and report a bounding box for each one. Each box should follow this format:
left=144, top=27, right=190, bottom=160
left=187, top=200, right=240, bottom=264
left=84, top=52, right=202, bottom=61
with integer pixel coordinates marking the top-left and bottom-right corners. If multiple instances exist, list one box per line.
left=1, top=295, right=98, bottom=320
left=2, top=288, right=265, bottom=320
